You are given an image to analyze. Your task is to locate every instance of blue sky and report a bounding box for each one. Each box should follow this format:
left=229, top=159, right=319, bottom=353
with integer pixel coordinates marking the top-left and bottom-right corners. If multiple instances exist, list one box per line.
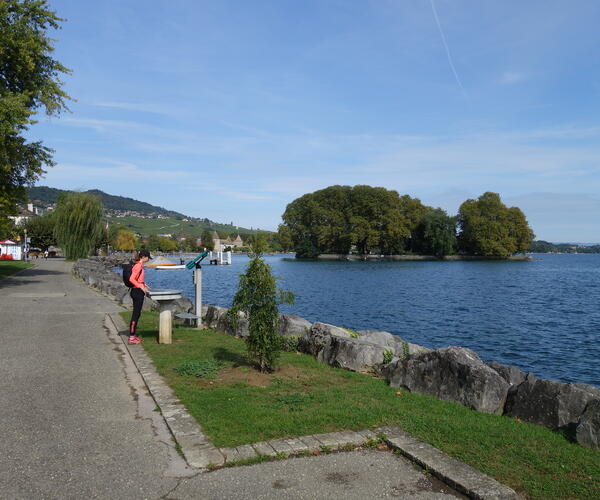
left=33, top=0, right=600, bottom=241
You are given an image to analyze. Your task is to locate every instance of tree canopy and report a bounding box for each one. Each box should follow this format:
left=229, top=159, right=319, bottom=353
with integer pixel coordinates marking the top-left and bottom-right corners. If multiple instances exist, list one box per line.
left=1, top=0, right=71, bottom=229
left=53, top=192, right=103, bottom=260
left=280, top=186, right=533, bottom=258
left=281, top=185, right=435, bottom=257
left=457, top=192, right=534, bottom=257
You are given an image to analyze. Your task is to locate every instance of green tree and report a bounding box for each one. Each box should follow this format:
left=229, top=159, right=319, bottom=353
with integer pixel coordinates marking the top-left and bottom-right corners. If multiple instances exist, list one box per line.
left=413, top=208, right=457, bottom=257
left=1, top=1, right=71, bottom=230
left=280, top=185, right=425, bottom=256
left=53, top=192, right=103, bottom=260
left=457, top=192, right=534, bottom=257
left=114, top=230, right=137, bottom=251
left=146, top=233, right=160, bottom=251
left=200, top=229, right=214, bottom=251
left=158, top=237, right=177, bottom=252
left=23, top=213, right=55, bottom=250
left=228, top=238, right=294, bottom=372
left=0, top=217, right=18, bottom=240
left=183, top=236, right=198, bottom=252
left=276, top=224, right=294, bottom=252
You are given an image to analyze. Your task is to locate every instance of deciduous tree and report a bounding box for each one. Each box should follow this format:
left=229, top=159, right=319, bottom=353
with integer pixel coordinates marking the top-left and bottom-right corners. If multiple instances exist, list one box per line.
left=457, top=192, right=534, bottom=257
left=53, top=193, right=102, bottom=260
left=23, top=212, right=55, bottom=250
left=1, top=0, right=71, bottom=230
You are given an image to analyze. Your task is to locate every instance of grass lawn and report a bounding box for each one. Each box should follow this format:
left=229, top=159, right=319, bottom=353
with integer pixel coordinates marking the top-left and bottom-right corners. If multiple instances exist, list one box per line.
left=124, top=311, right=600, bottom=500
left=0, top=261, right=32, bottom=278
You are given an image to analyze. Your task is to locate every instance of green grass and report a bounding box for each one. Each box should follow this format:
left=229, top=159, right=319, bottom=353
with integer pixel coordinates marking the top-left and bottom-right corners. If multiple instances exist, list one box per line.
left=124, top=311, right=600, bottom=500
left=0, top=261, right=33, bottom=278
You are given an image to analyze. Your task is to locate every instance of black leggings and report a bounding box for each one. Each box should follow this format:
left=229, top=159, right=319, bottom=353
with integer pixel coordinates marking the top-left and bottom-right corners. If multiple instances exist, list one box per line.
left=129, top=288, right=145, bottom=335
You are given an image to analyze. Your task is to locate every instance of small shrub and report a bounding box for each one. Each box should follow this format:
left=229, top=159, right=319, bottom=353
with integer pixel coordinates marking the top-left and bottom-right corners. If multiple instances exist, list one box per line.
left=402, top=340, right=410, bottom=358
left=174, top=360, right=223, bottom=378
left=344, top=328, right=360, bottom=339
left=383, top=349, right=394, bottom=364
left=281, top=335, right=300, bottom=352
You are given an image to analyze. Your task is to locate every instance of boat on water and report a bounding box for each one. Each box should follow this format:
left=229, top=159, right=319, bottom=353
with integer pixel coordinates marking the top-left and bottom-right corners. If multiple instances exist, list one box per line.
left=146, top=256, right=178, bottom=268
left=155, top=264, right=186, bottom=270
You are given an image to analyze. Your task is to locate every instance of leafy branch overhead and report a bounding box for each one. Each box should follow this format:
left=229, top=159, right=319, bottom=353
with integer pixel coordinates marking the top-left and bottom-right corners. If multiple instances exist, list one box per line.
left=0, top=0, right=72, bottom=231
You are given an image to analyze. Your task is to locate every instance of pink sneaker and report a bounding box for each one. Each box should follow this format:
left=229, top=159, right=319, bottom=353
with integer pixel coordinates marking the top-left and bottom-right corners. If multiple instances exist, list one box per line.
left=128, top=336, right=143, bottom=344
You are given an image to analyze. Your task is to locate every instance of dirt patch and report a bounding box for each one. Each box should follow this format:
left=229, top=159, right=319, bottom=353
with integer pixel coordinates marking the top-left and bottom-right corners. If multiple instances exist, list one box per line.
left=197, top=363, right=316, bottom=388
left=197, top=366, right=271, bottom=387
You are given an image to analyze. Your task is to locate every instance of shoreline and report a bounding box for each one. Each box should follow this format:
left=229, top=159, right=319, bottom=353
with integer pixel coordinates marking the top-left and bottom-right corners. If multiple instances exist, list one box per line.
left=316, top=254, right=532, bottom=261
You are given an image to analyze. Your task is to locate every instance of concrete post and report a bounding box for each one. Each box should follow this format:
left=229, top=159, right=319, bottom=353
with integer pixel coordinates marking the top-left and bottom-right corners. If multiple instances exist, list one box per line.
left=226, top=251, right=232, bottom=265
left=159, top=310, right=172, bottom=344
left=194, top=265, right=202, bottom=329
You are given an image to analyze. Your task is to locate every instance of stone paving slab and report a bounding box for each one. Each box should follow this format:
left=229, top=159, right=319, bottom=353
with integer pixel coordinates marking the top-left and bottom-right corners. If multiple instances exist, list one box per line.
left=252, top=441, right=278, bottom=457
left=283, top=437, right=310, bottom=453
left=312, top=431, right=347, bottom=448
left=298, top=435, right=323, bottom=452
left=377, top=427, right=522, bottom=500
left=268, top=438, right=295, bottom=455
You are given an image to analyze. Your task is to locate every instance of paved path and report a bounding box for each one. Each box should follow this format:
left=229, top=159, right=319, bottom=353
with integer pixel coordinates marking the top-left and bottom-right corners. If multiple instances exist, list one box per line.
left=0, top=259, right=463, bottom=499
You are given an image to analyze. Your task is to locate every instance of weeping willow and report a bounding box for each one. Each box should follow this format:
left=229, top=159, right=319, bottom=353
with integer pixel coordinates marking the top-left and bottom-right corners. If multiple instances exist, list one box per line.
left=53, top=192, right=103, bottom=260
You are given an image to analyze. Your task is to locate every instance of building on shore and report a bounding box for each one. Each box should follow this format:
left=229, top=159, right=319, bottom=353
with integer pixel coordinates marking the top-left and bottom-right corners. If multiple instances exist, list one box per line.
left=211, top=232, right=245, bottom=252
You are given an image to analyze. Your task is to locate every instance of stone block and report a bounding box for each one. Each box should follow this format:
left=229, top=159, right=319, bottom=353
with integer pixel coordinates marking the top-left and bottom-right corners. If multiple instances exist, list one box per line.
left=576, top=399, right=600, bottom=449
left=278, top=314, right=312, bottom=337
left=486, top=361, right=527, bottom=386
left=384, top=346, right=510, bottom=414
left=505, top=374, right=600, bottom=430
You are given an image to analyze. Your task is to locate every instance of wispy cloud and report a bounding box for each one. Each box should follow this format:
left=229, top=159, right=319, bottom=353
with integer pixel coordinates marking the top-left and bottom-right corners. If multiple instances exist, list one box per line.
left=499, top=71, right=526, bottom=85
left=429, top=0, right=468, bottom=100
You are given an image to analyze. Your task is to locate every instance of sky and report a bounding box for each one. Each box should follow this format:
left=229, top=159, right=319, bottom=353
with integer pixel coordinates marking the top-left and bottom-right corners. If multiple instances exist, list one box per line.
left=32, top=0, right=600, bottom=242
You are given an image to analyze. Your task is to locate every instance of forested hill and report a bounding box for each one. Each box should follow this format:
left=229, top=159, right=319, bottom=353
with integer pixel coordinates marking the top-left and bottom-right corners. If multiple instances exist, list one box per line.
left=28, top=186, right=186, bottom=218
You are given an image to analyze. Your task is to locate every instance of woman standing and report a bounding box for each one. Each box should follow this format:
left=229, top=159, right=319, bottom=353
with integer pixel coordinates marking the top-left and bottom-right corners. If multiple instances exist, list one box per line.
left=128, top=249, right=151, bottom=344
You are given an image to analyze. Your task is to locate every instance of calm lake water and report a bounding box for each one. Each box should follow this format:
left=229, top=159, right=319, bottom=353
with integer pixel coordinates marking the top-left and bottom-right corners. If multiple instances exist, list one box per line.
left=145, top=253, right=600, bottom=387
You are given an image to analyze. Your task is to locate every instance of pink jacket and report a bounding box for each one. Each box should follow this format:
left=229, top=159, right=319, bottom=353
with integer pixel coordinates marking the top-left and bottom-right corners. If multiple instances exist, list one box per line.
left=129, top=261, right=145, bottom=288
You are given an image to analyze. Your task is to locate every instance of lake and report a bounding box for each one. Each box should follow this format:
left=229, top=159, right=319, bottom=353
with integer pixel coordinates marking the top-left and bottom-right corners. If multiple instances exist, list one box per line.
left=144, top=253, right=600, bottom=388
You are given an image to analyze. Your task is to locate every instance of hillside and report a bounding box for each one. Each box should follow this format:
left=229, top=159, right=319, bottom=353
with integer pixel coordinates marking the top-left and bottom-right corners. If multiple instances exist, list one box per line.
left=28, top=186, right=258, bottom=237
left=28, top=186, right=185, bottom=218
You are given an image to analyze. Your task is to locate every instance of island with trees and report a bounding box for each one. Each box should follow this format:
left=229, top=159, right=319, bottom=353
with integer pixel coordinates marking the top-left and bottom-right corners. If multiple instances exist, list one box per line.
left=278, top=186, right=534, bottom=260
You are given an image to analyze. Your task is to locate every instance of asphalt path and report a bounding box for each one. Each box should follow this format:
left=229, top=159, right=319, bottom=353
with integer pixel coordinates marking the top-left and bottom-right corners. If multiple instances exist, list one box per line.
left=0, top=259, right=462, bottom=499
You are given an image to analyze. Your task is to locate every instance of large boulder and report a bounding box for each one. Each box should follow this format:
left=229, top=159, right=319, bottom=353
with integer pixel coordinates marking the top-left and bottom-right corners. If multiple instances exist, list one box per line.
left=278, top=314, right=312, bottom=338
left=320, top=336, right=387, bottom=372
left=358, top=330, right=430, bottom=357
left=486, top=361, right=527, bottom=386
left=299, top=322, right=351, bottom=357
left=576, top=399, right=600, bottom=449
left=505, top=375, right=600, bottom=430
left=204, top=305, right=230, bottom=330
left=384, top=346, right=510, bottom=414
left=226, top=310, right=249, bottom=337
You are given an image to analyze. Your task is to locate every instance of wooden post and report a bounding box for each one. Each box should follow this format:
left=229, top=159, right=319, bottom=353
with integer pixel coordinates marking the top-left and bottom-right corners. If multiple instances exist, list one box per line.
left=159, top=309, right=172, bottom=344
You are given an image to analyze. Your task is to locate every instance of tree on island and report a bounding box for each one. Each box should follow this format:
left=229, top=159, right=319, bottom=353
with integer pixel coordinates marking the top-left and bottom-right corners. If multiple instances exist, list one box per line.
left=281, top=185, right=427, bottom=257
left=0, top=0, right=71, bottom=234
left=457, top=192, right=534, bottom=257
left=280, top=186, right=533, bottom=258
left=412, top=208, right=457, bottom=257
left=54, top=193, right=103, bottom=260
left=228, top=235, right=294, bottom=373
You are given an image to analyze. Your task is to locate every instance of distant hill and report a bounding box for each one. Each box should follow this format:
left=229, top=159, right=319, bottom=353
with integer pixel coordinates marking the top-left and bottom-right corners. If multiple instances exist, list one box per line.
left=28, top=186, right=186, bottom=218
left=27, top=186, right=259, bottom=236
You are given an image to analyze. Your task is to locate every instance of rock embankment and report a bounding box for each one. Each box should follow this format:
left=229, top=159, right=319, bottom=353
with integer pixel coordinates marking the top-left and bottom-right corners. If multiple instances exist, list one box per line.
left=74, top=256, right=599, bottom=450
